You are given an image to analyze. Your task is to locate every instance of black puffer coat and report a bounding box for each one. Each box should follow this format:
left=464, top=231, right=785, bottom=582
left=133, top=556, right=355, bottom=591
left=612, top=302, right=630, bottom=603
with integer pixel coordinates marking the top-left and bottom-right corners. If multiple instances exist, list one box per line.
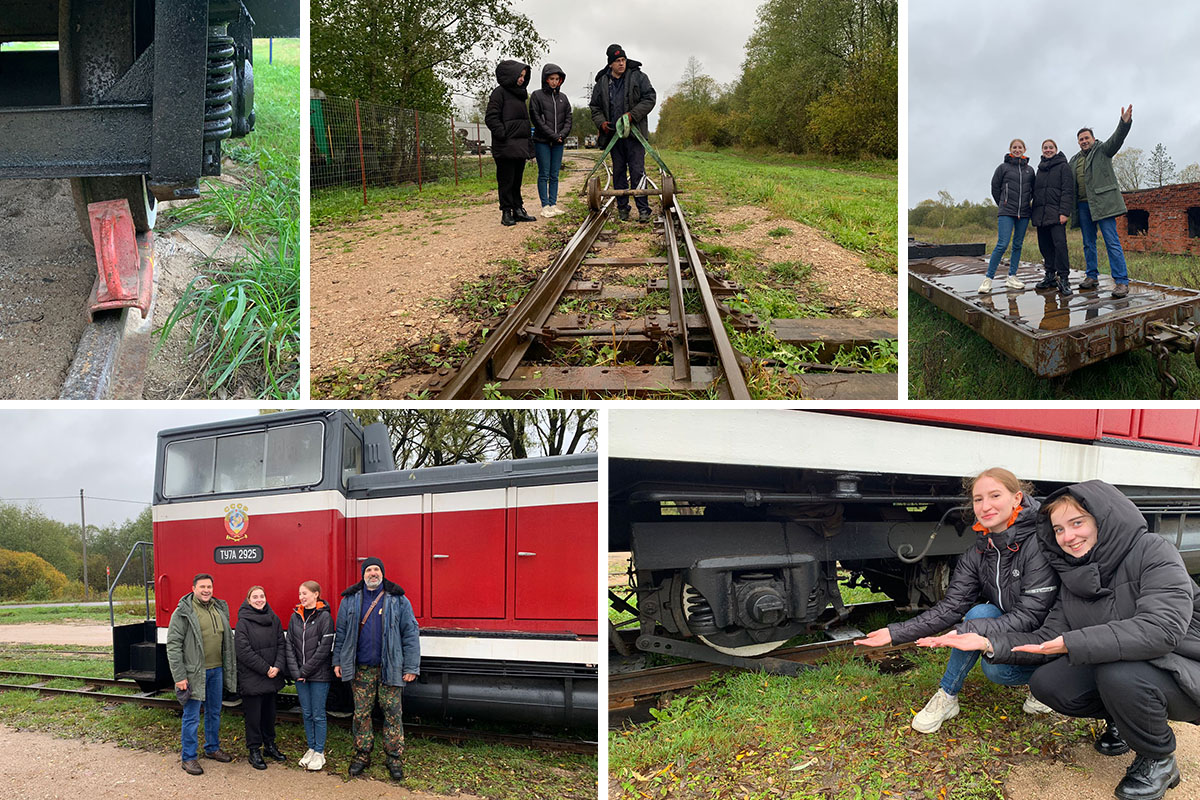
left=485, top=59, right=533, bottom=160
left=530, top=63, right=572, bottom=144
left=888, top=497, right=1058, bottom=643
left=589, top=60, right=656, bottom=148
left=991, top=153, right=1035, bottom=218
left=234, top=600, right=287, bottom=696
left=990, top=481, right=1200, bottom=709
left=285, top=600, right=335, bottom=683
left=1031, top=151, right=1075, bottom=227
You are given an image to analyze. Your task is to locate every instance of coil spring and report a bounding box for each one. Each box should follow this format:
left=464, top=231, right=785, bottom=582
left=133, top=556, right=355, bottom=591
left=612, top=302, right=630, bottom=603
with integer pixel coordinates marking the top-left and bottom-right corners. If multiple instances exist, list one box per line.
left=204, top=26, right=235, bottom=143
left=684, top=587, right=717, bottom=635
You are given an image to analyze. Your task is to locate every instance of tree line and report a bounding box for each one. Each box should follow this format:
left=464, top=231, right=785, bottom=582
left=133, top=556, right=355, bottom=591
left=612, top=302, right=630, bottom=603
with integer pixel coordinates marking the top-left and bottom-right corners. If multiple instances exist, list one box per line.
left=1114, top=143, right=1200, bottom=191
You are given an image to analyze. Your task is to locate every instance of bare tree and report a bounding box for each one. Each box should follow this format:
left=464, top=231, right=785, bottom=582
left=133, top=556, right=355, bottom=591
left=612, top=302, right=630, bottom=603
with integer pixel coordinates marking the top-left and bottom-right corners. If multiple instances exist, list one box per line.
left=1180, top=163, right=1200, bottom=184
left=1147, top=143, right=1177, bottom=188
left=1113, top=148, right=1145, bottom=191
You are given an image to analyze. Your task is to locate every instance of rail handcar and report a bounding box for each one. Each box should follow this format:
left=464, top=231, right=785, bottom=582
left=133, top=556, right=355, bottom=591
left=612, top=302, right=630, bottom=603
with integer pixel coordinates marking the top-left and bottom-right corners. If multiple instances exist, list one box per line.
left=114, top=410, right=598, bottom=729
left=609, top=409, right=1200, bottom=664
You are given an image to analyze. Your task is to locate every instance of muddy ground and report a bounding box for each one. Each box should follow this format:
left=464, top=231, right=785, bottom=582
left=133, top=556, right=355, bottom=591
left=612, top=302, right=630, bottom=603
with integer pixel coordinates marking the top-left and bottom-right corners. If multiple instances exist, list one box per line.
left=0, top=178, right=249, bottom=399
left=310, top=154, right=890, bottom=396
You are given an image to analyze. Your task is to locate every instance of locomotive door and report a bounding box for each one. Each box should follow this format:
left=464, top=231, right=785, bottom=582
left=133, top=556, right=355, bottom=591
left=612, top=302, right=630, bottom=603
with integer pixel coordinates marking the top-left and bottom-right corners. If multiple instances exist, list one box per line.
left=430, top=488, right=506, bottom=619
left=354, top=495, right=424, bottom=617
left=514, top=485, right=597, bottom=620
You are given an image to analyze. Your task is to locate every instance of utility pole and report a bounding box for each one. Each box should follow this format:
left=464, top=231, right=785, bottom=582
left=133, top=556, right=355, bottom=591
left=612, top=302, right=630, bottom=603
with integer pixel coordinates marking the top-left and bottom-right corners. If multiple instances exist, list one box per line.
left=79, top=489, right=88, bottom=602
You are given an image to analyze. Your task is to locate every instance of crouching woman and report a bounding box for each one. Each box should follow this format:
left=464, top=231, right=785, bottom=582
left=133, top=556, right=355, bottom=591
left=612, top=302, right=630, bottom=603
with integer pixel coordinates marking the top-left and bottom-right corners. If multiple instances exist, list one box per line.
left=920, top=480, right=1200, bottom=800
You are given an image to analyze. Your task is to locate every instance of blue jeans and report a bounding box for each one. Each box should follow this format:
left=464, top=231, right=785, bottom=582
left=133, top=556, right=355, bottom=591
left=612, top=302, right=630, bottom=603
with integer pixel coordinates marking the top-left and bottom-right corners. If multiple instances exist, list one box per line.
left=940, top=604, right=1037, bottom=695
left=987, top=215, right=1030, bottom=278
left=534, top=141, right=564, bottom=207
left=1077, top=201, right=1129, bottom=284
left=181, top=666, right=223, bottom=761
left=296, top=679, right=331, bottom=753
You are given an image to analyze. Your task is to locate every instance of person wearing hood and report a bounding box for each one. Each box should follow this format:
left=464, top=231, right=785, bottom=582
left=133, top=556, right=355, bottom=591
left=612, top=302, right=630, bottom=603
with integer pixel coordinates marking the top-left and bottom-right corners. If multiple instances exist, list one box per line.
left=485, top=59, right=537, bottom=227
left=286, top=580, right=335, bottom=771
left=166, top=573, right=237, bottom=775
left=332, top=557, right=420, bottom=781
left=1071, top=106, right=1134, bottom=299
left=856, top=468, right=1059, bottom=733
left=530, top=63, right=572, bottom=218
left=980, top=139, right=1035, bottom=294
left=235, top=585, right=288, bottom=770
left=1030, top=139, right=1076, bottom=297
left=921, top=480, right=1200, bottom=800
left=588, top=44, right=657, bottom=223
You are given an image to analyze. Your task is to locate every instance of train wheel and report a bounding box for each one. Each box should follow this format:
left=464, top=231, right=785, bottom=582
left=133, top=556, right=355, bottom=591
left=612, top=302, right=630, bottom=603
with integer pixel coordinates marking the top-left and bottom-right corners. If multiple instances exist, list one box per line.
left=586, top=175, right=602, bottom=212
left=59, top=0, right=157, bottom=244
left=683, top=582, right=789, bottom=657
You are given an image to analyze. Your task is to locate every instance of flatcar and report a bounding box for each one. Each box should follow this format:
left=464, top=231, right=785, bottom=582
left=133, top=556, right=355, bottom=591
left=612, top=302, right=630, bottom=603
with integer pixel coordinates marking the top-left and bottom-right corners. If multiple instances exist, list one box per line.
left=112, top=409, right=598, bottom=729
left=609, top=409, right=1200, bottom=664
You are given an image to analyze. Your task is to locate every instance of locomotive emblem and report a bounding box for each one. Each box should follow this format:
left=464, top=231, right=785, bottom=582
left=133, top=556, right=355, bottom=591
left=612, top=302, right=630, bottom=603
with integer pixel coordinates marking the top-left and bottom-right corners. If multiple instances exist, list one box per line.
left=224, top=504, right=250, bottom=541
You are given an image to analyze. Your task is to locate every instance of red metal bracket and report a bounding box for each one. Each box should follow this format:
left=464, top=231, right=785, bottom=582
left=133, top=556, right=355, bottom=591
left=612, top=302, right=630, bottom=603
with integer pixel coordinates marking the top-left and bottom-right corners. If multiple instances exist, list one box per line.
left=87, top=199, right=154, bottom=321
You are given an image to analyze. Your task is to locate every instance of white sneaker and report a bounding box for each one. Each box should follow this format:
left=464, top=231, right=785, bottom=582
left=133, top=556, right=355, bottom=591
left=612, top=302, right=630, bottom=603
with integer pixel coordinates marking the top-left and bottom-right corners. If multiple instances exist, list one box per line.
left=299, top=748, right=315, bottom=767
left=1023, top=693, right=1053, bottom=714
left=1005, top=275, right=1025, bottom=290
left=541, top=206, right=555, bottom=218
left=307, top=751, right=325, bottom=771
left=550, top=205, right=566, bottom=216
left=978, top=277, right=993, bottom=293
left=912, top=688, right=960, bottom=733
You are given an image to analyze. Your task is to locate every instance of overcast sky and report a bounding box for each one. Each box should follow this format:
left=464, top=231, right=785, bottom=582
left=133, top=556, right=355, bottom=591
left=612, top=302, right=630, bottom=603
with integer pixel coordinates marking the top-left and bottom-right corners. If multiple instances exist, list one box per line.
left=909, top=0, right=1200, bottom=207
left=456, top=0, right=763, bottom=131
left=0, top=410, right=249, bottom=529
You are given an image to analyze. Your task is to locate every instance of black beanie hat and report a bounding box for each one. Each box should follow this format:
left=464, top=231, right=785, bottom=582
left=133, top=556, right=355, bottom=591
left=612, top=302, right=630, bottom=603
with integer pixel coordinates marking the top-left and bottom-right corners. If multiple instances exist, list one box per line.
left=361, top=557, right=385, bottom=580
left=607, top=44, right=626, bottom=65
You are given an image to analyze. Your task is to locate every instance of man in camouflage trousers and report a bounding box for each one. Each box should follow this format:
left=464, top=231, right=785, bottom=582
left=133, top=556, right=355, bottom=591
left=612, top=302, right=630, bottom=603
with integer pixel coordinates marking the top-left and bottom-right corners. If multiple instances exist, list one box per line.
left=332, top=557, right=420, bottom=781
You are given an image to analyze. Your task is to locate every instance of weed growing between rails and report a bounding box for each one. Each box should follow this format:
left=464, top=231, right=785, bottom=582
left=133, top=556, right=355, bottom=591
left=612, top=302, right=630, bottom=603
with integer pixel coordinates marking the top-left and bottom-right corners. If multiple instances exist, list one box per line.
left=156, top=39, right=300, bottom=399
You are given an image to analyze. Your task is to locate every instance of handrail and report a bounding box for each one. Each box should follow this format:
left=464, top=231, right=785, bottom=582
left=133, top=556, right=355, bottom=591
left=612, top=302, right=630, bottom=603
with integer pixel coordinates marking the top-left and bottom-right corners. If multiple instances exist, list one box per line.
left=108, top=541, right=153, bottom=627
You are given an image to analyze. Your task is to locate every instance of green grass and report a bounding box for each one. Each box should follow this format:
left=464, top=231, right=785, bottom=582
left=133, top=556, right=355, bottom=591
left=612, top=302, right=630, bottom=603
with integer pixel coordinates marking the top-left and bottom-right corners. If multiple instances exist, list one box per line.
left=312, top=172, right=499, bottom=228
left=157, top=38, right=300, bottom=399
left=611, top=641, right=1093, bottom=799
left=0, top=603, right=146, bottom=626
left=910, top=223, right=1200, bottom=398
left=0, top=644, right=596, bottom=799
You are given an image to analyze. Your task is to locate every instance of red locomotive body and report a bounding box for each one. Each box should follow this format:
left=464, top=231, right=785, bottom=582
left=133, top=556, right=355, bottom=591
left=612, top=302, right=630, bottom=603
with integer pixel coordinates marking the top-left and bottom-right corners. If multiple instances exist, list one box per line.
left=114, top=410, right=598, bottom=728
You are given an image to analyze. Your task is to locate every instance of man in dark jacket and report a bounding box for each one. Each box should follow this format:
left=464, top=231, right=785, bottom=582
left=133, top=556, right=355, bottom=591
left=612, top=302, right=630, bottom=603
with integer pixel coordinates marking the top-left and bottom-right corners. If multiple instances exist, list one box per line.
left=485, top=59, right=537, bottom=226
left=1070, top=105, right=1134, bottom=298
left=589, top=44, right=657, bottom=222
left=924, top=481, right=1200, bottom=800
left=166, top=573, right=237, bottom=775
left=332, top=557, right=420, bottom=781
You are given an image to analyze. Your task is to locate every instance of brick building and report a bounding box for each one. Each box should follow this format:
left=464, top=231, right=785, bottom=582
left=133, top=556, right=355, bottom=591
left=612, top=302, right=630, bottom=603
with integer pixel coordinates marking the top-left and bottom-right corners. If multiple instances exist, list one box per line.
left=1117, top=182, right=1200, bottom=256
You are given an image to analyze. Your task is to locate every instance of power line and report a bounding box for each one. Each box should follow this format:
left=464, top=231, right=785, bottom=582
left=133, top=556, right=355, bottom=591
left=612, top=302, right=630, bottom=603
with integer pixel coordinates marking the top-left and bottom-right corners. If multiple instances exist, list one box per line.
left=0, top=495, right=149, bottom=506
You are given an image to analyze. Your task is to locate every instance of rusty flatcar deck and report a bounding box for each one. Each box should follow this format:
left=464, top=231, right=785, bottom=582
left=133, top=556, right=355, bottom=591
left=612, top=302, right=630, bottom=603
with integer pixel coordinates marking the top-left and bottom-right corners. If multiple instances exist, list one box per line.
left=909, top=255, right=1200, bottom=377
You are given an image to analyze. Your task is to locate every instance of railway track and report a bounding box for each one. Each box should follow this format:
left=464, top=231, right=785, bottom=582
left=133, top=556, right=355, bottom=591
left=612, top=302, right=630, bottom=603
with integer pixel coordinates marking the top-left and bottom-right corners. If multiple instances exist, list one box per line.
left=425, top=172, right=897, bottom=399
left=0, top=669, right=596, bottom=754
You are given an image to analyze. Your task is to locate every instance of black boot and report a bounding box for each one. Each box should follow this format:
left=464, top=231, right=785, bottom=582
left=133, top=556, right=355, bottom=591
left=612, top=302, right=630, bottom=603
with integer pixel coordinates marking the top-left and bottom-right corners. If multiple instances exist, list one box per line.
left=1056, top=274, right=1072, bottom=297
left=513, top=207, right=537, bottom=222
left=501, top=208, right=516, bottom=226
left=389, top=760, right=405, bottom=781
left=1034, top=272, right=1057, bottom=291
left=348, top=757, right=369, bottom=777
left=248, top=747, right=267, bottom=770
left=1096, top=720, right=1132, bottom=756
left=618, top=206, right=630, bottom=222
left=1115, top=753, right=1181, bottom=800
left=263, top=740, right=285, bottom=762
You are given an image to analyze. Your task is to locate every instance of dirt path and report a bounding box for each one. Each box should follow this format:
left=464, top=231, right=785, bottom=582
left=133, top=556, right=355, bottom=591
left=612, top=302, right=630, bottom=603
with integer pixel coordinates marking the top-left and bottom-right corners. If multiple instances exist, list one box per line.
left=0, top=725, right=484, bottom=800
left=310, top=154, right=596, bottom=380
left=0, top=623, right=113, bottom=647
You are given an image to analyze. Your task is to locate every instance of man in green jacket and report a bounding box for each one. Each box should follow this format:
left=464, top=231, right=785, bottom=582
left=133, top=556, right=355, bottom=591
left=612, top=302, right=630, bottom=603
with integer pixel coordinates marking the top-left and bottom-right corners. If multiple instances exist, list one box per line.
left=1070, top=105, right=1134, bottom=298
left=166, top=573, right=237, bottom=775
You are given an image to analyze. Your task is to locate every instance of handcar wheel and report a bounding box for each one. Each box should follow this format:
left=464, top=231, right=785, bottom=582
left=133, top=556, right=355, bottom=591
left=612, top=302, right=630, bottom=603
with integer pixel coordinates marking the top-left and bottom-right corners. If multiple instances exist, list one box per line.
left=586, top=175, right=602, bottom=212
left=59, top=0, right=156, bottom=244
left=660, top=174, right=675, bottom=210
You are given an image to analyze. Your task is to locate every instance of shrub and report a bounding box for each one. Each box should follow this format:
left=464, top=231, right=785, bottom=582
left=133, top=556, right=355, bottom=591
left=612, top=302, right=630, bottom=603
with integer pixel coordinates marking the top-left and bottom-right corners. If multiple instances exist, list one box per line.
left=0, top=548, right=70, bottom=600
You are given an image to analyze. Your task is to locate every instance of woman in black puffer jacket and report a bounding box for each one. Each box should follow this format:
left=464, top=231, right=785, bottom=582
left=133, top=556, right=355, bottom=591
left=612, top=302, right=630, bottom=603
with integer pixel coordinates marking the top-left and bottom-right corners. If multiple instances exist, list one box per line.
left=285, top=580, right=335, bottom=771
left=981, top=140, right=1035, bottom=294
left=485, top=59, right=536, bottom=227
left=856, top=467, right=1059, bottom=734
left=529, top=63, right=572, bottom=218
left=1030, top=139, right=1076, bottom=297
left=922, top=481, right=1200, bottom=800
left=235, top=586, right=287, bottom=770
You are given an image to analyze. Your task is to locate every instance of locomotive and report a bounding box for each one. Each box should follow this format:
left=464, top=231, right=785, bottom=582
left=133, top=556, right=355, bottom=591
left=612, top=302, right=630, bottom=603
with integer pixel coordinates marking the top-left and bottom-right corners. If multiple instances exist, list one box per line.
left=609, top=409, right=1200, bottom=664
left=112, top=410, right=598, bottom=729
